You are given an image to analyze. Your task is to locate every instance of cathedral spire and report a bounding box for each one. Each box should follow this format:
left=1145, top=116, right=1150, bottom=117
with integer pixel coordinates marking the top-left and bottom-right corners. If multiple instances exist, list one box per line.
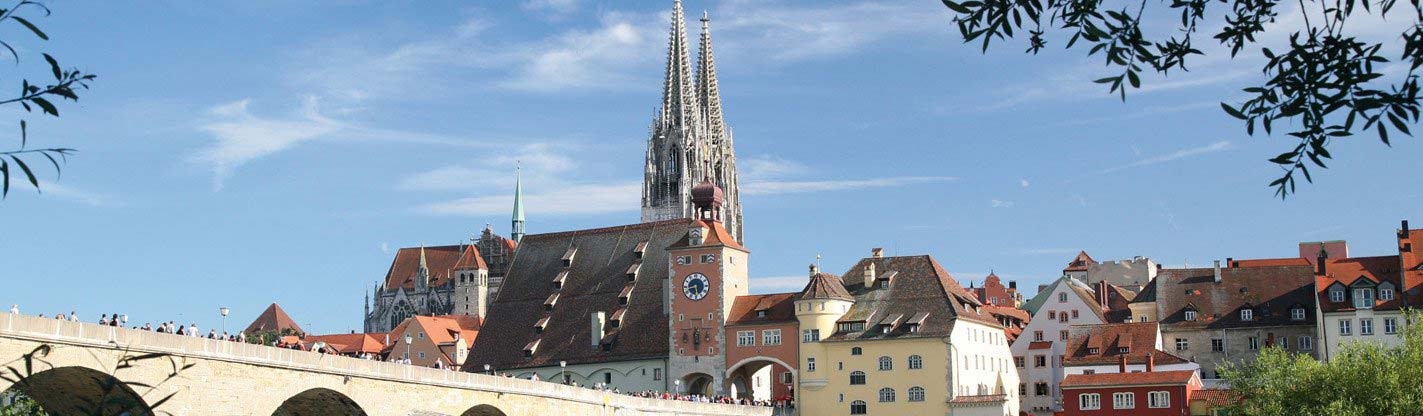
left=697, top=10, right=726, bottom=145
left=658, top=0, right=701, bottom=134
left=511, top=164, right=526, bottom=243
left=416, top=244, right=430, bottom=289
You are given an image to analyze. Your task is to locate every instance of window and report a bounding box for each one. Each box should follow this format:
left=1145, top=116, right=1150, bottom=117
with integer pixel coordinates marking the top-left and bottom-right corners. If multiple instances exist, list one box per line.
left=1061, top=330, right=1069, bottom=341
left=1059, top=313, right=1069, bottom=323
left=802, top=329, right=820, bottom=343
left=1248, top=336, right=1259, bottom=350
left=604, top=372, right=613, bottom=384
left=700, top=254, right=716, bottom=263
left=1013, top=356, right=1024, bottom=368
left=675, top=256, right=690, bottom=265
left=1079, top=393, right=1102, bottom=410
left=1034, top=355, right=1046, bottom=368
left=1176, top=338, right=1189, bottom=351
left=849, top=400, right=867, bottom=415
left=1072, top=310, right=1080, bottom=319
left=1059, top=292, right=1068, bottom=302
left=1087, top=347, right=1099, bottom=354
left=1385, top=318, right=1399, bottom=334
left=1148, top=391, right=1171, bottom=408
left=849, top=371, right=866, bottom=385
left=878, top=356, right=893, bottom=371
left=1113, top=392, right=1136, bottom=409
left=1361, top=318, right=1374, bottom=335
left=838, top=362, right=844, bottom=370
left=1292, top=307, right=1307, bottom=321
left=763, top=329, right=781, bottom=346
left=653, top=368, right=662, bottom=380
left=1354, top=288, right=1375, bottom=309
left=908, top=386, right=926, bottom=402
left=781, top=372, right=793, bottom=384
left=1381, top=287, right=1395, bottom=301
left=1049, top=311, right=1057, bottom=320
left=879, top=388, right=896, bottom=402
left=1299, top=336, right=1313, bottom=350
left=807, top=358, right=816, bottom=372
left=1033, top=331, right=1044, bottom=342
left=1240, top=309, right=1254, bottom=321
left=1340, top=319, right=1353, bottom=336
left=1279, top=336, right=1290, bottom=349
left=1212, top=338, right=1224, bottom=352
left=1034, top=383, right=1049, bottom=396
left=851, top=347, right=863, bottom=356
left=1185, top=310, right=1197, bottom=321
left=737, top=331, right=755, bottom=347
left=1330, top=289, right=1345, bottom=303
left=909, top=355, right=923, bottom=369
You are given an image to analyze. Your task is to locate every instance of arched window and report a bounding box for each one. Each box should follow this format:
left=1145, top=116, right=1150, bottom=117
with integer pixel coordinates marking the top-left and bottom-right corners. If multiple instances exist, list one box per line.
left=908, top=355, right=923, bottom=369
left=878, top=356, right=893, bottom=371
left=908, top=386, right=926, bottom=402
left=851, top=347, right=863, bottom=356
left=850, top=400, right=867, bottom=415
left=879, top=388, right=896, bottom=402
left=849, top=371, right=866, bottom=385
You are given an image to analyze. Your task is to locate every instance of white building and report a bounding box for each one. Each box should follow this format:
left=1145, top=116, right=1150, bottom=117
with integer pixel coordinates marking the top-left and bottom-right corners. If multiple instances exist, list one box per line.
left=1013, top=277, right=1135, bottom=415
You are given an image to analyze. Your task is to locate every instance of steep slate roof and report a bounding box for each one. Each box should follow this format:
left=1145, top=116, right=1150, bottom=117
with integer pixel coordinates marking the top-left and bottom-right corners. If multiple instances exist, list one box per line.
left=463, top=219, right=695, bottom=371
left=797, top=272, right=853, bottom=301
left=382, top=244, right=487, bottom=290
left=823, top=255, right=1000, bottom=341
left=1060, top=370, right=1199, bottom=389
left=1398, top=226, right=1423, bottom=306
left=1317, top=255, right=1403, bottom=313
left=1063, top=322, right=1190, bottom=366
left=1156, top=264, right=1316, bottom=331
left=243, top=303, right=304, bottom=334
left=727, top=293, right=798, bottom=325
left=1064, top=251, right=1097, bottom=272
left=1131, top=278, right=1158, bottom=303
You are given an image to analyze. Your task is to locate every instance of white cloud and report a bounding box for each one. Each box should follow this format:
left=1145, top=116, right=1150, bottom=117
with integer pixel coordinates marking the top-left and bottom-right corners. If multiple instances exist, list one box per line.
left=418, top=182, right=639, bottom=216
left=739, top=154, right=810, bottom=180
left=523, top=0, right=579, bottom=15
left=502, top=16, right=656, bottom=91
left=192, top=97, right=341, bottom=190
left=380, top=242, right=390, bottom=254
left=1019, top=178, right=1030, bottom=188
left=40, top=183, right=116, bottom=207
left=990, top=199, right=1014, bottom=208
left=741, top=176, right=956, bottom=195
left=397, top=143, right=573, bottom=192
left=1096, top=141, right=1232, bottom=175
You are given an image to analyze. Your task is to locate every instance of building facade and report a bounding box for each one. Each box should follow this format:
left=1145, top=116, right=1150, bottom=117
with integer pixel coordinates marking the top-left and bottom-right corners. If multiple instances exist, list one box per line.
left=387, top=315, right=480, bottom=369
left=1012, top=277, right=1132, bottom=415
left=1314, top=221, right=1422, bottom=360
left=795, top=251, right=1019, bottom=416
left=364, top=242, right=496, bottom=333
left=1061, top=322, right=1198, bottom=376
left=1059, top=370, right=1203, bottom=416
left=971, top=272, right=1021, bottom=306
left=640, top=0, right=743, bottom=244
left=725, top=293, right=799, bottom=401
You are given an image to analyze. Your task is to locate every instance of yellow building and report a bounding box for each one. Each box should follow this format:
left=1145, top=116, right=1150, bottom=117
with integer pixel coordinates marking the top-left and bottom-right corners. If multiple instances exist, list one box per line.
left=795, top=250, right=1020, bottom=416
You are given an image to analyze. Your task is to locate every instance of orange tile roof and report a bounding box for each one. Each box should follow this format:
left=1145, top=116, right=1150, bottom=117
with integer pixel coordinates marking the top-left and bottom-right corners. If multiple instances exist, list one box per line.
left=982, top=304, right=1030, bottom=322
left=381, top=244, right=487, bottom=291
left=1064, top=322, right=1190, bottom=366
left=1190, top=389, right=1239, bottom=407
left=1316, top=255, right=1402, bottom=312
left=1060, top=370, right=1198, bottom=388
left=1231, top=257, right=1311, bottom=268
left=727, top=293, right=798, bottom=325
left=243, top=303, right=304, bottom=334
left=304, top=333, right=386, bottom=354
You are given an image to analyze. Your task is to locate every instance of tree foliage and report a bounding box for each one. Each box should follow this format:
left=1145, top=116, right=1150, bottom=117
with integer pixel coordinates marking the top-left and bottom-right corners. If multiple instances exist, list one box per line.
left=1219, top=312, right=1423, bottom=415
left=939, top=0, right=1421, bottom=198
left=0, top=1, right=96, bottom=200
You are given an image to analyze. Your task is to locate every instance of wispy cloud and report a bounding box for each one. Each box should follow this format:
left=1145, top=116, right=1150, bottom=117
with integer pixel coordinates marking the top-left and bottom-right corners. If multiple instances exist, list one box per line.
left=1096, top=141, right=1232, bottom=175
left=522, top=0, right=579, bottom=16
left=751, top=275, right=810, bottom=293
left=192, top=97, right=341, bottom=190
left=40, top=183, right=117, bottom=207
left=418, top=182, right=639, bottom=216
left=742, top=176, right=956, bottom=195
left=1019, top=178, right=1030, bottom=188
left=397, top=143, right=573, bottom=191
left=739, top=154, right=811, bottom=180
left=990, top=199, right=1015, bottom=208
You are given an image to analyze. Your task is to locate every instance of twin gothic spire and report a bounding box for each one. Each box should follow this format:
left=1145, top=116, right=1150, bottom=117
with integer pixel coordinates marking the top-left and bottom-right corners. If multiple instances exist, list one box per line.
left=658, top=0, right=725, bottom=142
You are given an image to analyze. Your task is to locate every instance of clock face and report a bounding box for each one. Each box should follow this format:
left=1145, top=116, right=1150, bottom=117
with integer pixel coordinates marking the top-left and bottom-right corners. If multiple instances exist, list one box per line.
left=683, top=273, right=710, bottom=300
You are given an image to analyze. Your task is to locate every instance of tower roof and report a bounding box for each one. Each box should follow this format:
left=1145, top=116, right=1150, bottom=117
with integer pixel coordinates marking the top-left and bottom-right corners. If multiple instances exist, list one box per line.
left=243, top=303, right=304, bottom=334
left=512, top=167, right=525, bottom=223
left=797, top=268, right=853, bottom=301
left=658, top=0, right=700, bottom=132
left=696, top=10, right=726, bottom=143
left=691, top=179, right=723, bottom=206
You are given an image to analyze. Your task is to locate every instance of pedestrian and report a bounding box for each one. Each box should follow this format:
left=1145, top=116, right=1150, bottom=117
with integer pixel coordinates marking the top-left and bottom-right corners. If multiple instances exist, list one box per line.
left=110, top=312, right=120, bottom=327
left=100, top=314, right=110, bottom=326
left=69, top=311, right=78, bottom=322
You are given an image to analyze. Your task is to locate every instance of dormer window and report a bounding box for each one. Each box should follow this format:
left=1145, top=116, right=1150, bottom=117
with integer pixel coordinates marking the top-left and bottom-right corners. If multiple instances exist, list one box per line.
left=633, top=241, right=648, bottom=259
left=1240, top=308, right=1254, bottom=321
left=544, top=293, right=559, bottom=311
left=561, top=246, right=578, bottom=267
left=523, top=339, right=540, bottom=358
left=1087, top=347, right=1099, bottom=354
left=552, top=270, right=569, bottom=290
left=1380, top=283, right=1396, bottom=301
left=1117, top=346, right=1129, bottom=354
left=756, top=310, right=767, bottom=318
left=1291, top=307, right=1306, bottom=321
left=1329, top=288, right=1346, bottom=303
left=1354, top=288, right=1375, bottom=309
left=534, top=316, right=549, bottom=334
left=610, top=309, right=625, bottom=329
left=626, top=262, right=641, bottom=282
left=618, top=285, right=634, bottom=306
left=1184, top=310, right=1197, bottom=321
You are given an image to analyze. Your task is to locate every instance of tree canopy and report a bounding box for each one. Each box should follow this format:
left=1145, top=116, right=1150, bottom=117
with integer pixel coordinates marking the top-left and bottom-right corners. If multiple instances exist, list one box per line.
left=939, top=0, right=1421, bottom=198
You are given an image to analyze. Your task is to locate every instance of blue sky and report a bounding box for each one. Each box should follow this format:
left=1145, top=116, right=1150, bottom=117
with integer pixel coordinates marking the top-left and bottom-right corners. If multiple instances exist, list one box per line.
left=1, top=0, right=1418, bottom=334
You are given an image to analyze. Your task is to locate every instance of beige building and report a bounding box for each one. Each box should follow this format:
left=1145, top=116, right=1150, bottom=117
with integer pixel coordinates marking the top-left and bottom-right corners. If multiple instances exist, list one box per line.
left=795, top=250, right=1019, bottom=416
left=388, top=315, right=480, bottom=369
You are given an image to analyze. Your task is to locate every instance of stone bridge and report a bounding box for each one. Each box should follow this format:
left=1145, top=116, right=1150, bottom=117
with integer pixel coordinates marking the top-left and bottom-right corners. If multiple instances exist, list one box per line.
left=0, top=313, right=770, bottom=416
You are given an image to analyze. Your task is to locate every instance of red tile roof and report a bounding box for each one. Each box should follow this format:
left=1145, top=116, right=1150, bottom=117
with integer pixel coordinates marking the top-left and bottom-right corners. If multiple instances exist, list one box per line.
left=727, top=293, right=798, bottom=325
left=983, top=304, right=1030, bottom=322
left=1064, top=322, right=1190, bottom=366
left=1060, top=370, right=1199, bottom=388
left=1317, top=255, right=1403, bottom=313
left=1230, top=257, right=1311, bottom=268
left=1028, top=341, right=1053, bottom=350
left=1064, top=251, right=1097, bottom=272
left=822, top=255, right=1001, bottom=341
left=1190, top=389, right=1239, bottom=407
left=381, top=244, right=487, bottom=291
left=391, top=315, right=480, bottom=364
left=243, top=303, right=304, bottom=334
left=304, top=333, right=386, bottom=355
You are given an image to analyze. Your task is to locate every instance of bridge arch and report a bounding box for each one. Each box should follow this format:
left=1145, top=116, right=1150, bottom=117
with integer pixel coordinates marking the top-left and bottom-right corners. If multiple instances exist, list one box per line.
left=272, top=387, right=367, bottom=416
left=460, top=404, right=508, bottom=416
left=725, top=356, right=797, bottom=402
left=2, top=366, right=153, bottom=416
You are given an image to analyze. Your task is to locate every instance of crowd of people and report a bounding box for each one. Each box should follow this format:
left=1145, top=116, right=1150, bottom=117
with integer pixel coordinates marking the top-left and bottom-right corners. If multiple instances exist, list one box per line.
left=621, top=390, right=786, bottom=408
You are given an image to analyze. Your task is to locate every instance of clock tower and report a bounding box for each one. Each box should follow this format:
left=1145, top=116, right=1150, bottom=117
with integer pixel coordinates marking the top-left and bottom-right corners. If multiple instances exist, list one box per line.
left=666, top=179, right=749, bottom=396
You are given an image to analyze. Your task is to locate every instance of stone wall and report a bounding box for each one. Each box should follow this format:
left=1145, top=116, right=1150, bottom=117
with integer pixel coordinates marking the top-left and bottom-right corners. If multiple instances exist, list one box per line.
left=0, top=313, right=769, bottom=416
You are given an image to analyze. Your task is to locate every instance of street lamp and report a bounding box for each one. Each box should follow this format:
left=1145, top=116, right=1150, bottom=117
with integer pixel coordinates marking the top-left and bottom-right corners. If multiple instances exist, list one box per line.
left=219, top=307, right=230, bottom=334
left=484, top=364, right=491, bottom=375
left=120, top=314, right=128, bottom=325
left=560, top=360, right=567, bottom=384
left=404, top=334, right=413, bottom=364
left=675, top=379, right=682, bottom=394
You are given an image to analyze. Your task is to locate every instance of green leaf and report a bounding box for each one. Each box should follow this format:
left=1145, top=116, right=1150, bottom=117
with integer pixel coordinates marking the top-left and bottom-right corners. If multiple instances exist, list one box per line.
left=42, top=53, right=60, bottom=81
left=11, top=15, right=47, bottom=40
left=30, top=96, right=56, bottom=116
left=1222, top=103, right=1248, bottom=119
left=941, top=0, right=972, bottom=13
left=10, top=156, right=37, bottom=188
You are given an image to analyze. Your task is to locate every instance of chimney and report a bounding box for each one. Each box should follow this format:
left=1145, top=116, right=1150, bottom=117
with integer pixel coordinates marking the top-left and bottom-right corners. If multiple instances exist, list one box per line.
left=1097, top=281, right=1109, bottom=308
left=1213, top=260, right=1222, bottom=283
left=809, top=263, right=820, bottom=277
left=1404, top=220, right=1411, bottom=238
left=1226, top=257, right=1234, bottom=268
left=590, top=312, right=606, bottom=347
left=871, top=247, right=884, bottom=258
left=1317, top=248, right=1328, bottom=275
left=1118, top=355, right=1128, bottom=373
left=1009, top=280, right=1018, bottom=290
left=1145, top=353, right=1155, bottom=372
left=864, top=261, right=877, bottom=287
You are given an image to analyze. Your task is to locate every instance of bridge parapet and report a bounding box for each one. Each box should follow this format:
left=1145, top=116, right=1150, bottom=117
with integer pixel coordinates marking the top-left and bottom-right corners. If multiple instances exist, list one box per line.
left=0, top=313, right=770, bottom=416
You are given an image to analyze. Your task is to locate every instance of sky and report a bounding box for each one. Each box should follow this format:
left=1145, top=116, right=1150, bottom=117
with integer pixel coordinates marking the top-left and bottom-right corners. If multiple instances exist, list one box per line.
left=0, top=0, right=1419, bottom=335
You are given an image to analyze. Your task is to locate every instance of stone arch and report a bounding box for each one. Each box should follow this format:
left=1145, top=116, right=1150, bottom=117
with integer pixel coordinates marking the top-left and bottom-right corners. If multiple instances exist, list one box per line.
left=725, top=356, right=796, bottom=402
left=681, top=372, right=715, bottom=396
left=3, top=366, right=153, bottom=416
left=460, top=404, right=508, bottom=416
left=272, top=387, right=366, bottom=416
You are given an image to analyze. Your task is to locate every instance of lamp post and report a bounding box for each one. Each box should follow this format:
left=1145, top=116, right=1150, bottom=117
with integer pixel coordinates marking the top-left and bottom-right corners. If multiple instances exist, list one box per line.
left=219, top=307, right=230, bottom=334
left=675, top=379, right=682, bottom=395
left=120, top=314, right=128, bottom=326
left=484, top=364, right=491, bottom=375
left=560, top=360, right=567, bottom=384
left=404, top=334, right=413, bottom=364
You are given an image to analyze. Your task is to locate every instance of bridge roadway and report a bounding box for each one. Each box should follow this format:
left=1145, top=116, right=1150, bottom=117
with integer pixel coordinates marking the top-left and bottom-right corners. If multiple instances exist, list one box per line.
left=0, top=313, right=771, bottom=416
